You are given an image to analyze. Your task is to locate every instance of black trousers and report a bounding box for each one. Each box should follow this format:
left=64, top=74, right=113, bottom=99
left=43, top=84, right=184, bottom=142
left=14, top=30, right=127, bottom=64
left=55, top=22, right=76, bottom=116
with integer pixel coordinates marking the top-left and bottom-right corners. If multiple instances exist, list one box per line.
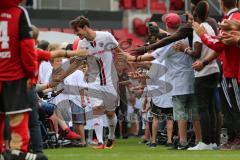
left=220, top=77, right=240, bottom=141
left=194, top=73, right=219, bottom=144
left=28, top=87, right=43, bottom=153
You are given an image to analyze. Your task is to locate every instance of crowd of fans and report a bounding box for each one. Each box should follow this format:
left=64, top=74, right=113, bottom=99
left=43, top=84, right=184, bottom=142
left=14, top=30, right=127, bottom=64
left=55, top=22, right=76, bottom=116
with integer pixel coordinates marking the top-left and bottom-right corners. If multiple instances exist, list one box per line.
left=0, top=0, right=240, bottom=160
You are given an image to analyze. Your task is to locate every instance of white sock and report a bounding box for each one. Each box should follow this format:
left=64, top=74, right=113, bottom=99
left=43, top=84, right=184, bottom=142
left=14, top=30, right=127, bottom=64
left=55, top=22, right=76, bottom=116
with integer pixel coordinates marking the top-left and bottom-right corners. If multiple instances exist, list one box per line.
left=107, top=114, right=117, bottom=140
left=93, top=118, right=104, bottom=144
left=88, top=129, right=93, bottom=142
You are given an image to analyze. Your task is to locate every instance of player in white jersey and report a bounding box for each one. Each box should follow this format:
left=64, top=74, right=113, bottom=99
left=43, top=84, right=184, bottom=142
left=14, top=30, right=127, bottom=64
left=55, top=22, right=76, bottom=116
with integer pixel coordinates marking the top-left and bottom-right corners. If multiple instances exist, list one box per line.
left=70, top=16, right=125, bottom=148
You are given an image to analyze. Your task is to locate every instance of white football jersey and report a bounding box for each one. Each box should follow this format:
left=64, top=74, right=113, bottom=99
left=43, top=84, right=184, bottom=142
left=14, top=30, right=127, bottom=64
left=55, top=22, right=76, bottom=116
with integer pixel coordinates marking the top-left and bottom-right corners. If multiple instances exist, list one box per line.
left=78, top=31, right=119, bottom=86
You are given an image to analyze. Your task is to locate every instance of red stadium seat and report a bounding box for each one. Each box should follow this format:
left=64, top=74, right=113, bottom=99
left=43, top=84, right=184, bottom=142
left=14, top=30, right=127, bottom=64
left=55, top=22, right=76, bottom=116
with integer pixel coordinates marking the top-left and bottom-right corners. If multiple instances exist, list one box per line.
left=135, top=0, right=146, bottom=9
left=132, top=17, right=144, bottom=30
left=132, top=17, right=148, bottom=36
left=136, top=24, right=148, bottom=36
left=158, top=1, right=167, bottom=10
left=121, top=0, right=133, bottom=9
left=150, top=0, right=166, bottom=12
left=63, top=28, right=74, bottom=34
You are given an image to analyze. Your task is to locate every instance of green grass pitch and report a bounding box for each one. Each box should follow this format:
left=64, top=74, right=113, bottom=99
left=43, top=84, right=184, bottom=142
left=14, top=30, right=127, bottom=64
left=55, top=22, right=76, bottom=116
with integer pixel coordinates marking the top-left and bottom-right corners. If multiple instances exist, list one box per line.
left=44, top=138, right=240, bottom=160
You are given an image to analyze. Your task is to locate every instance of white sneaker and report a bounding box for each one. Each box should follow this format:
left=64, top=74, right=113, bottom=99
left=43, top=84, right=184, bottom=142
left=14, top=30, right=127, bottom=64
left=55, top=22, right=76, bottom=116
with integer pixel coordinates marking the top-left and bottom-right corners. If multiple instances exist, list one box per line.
left=211, top=143, right=219, bottom=150
left=188, top=143, right=200, bottom=150
left=188, top=142, right=213, bottom=150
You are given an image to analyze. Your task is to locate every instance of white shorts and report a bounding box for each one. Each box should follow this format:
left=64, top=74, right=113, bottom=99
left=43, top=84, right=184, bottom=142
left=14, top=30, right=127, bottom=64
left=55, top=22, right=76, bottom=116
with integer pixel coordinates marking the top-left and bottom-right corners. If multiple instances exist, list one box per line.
left=87, top=83, right=119, bottom=112
left=85, top=115, right=104, bottom=130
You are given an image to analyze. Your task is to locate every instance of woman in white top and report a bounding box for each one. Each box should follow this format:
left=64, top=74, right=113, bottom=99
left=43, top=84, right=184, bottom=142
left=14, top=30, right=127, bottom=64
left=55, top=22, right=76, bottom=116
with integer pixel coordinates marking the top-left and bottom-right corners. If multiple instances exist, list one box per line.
left=174, top=1, right=220, bottom=150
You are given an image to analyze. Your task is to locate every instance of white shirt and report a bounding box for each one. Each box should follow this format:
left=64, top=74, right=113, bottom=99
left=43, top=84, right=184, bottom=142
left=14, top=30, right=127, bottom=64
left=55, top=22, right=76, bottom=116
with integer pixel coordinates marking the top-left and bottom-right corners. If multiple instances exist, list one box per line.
left=147, top=59, right=173, bottom=108
left=78, top=31, right=119, bottom=86
left=38, top=61, right=52, bottom=84
left=63, top=70, right=87, bottom=107
left=151, top=39, right=195, bottom=96
left=193, top=22, right=220, bottom=77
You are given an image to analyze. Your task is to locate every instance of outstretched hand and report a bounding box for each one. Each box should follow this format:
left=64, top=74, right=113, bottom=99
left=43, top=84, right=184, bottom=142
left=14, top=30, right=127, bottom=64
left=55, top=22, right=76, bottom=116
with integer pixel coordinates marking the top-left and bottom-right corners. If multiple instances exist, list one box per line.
left=221, top=31, right=240, bottom=46
left=220, top=19, right=240, bottom=31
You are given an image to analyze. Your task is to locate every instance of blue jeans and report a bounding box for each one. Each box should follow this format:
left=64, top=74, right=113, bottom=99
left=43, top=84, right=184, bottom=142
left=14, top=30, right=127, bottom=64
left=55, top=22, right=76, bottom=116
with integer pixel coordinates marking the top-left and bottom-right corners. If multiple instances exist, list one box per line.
left=28, top=86, right=43, bottom=153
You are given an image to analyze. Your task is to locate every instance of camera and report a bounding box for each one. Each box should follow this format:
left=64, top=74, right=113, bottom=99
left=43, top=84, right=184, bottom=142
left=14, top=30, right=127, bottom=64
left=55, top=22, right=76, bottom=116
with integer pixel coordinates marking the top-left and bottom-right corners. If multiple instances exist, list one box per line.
left=180, top=14, right=188, bottom=23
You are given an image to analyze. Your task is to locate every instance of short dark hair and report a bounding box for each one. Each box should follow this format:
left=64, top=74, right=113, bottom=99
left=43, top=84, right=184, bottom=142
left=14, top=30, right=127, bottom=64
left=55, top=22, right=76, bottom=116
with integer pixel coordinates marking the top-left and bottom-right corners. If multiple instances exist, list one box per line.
left=70, top=16, right=90, bottom=30
left=221, top=0, right=237, bottom=9
left=194, top=1, right=209, bottom=21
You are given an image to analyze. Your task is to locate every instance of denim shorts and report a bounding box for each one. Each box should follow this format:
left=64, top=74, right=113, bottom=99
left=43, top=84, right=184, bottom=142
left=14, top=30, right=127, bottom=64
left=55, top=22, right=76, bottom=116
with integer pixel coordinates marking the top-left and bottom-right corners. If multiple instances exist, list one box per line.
left=69, top=100, right=85, bottom=124
left=172, top=94, right=199, bottom=121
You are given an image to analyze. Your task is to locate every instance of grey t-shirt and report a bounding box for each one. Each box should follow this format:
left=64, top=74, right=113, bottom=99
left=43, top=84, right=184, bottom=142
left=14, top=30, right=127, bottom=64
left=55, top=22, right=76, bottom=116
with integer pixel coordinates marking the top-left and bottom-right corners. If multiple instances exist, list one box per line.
left=151, top=39, right=195, bottom=96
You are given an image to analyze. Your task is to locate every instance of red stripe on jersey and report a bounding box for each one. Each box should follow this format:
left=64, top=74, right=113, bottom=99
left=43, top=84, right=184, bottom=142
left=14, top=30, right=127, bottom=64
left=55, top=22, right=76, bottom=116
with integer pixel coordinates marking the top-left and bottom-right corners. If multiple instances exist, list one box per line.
left=96, top=59, right=104, bottom=85
left=99, top=58, right=106, bottom=85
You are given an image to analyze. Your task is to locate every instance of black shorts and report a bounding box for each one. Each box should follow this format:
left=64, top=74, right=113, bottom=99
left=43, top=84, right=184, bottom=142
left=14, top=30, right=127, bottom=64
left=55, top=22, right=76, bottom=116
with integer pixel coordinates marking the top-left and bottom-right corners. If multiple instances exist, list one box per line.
left=0, top=78, right=31, bottom=115
left=151, top=103, right=173, bottom=119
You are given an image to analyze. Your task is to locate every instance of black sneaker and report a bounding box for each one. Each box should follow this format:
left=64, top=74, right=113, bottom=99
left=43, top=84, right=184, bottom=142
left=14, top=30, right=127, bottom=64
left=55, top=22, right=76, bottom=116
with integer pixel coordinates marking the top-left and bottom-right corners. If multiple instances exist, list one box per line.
left=105, top=139, right=114, bottom=149
left=149, top=143, right=157, bottom=148
left=177, top=144, right=189, bottom=150
left=146, top=141, right=151, bottom=146
left=138, top=139, right=148, bottom=144
left=165, top=142, right=174, bottom=147
left=6, top=150, right=48, bottom=160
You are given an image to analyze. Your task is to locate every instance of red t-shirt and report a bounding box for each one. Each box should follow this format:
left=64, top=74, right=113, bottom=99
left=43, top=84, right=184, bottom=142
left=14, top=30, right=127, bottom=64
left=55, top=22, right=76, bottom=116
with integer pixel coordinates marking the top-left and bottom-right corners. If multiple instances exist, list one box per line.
left=30, top=49, right=51, bottom=85
left=200, top=10, right=240, bottom=79
left=0, top=6, right=36, bottom=81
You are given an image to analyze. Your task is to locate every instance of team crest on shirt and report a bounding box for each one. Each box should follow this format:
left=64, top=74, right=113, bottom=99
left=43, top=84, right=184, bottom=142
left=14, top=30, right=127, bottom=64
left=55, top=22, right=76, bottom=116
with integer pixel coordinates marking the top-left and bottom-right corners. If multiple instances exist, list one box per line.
left=99, top=42, right=104, bottom=47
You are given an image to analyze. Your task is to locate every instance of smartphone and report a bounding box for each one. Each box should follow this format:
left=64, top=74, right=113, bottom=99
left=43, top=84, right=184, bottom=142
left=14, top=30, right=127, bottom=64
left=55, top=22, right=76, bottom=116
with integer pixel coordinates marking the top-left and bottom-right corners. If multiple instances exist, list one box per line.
left=180, top=15, right=188, bottom=23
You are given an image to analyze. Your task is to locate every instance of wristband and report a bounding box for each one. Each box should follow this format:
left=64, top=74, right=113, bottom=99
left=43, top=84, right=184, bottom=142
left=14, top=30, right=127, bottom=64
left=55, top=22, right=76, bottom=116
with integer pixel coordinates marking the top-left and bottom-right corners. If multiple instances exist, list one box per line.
left=202, top=59, right=209, bottom=66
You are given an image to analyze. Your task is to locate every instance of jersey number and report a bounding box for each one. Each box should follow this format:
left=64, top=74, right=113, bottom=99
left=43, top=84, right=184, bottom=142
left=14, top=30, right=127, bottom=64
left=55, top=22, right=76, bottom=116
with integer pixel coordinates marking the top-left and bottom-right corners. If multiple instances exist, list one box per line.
left=0, top=21, right=9, bottom=50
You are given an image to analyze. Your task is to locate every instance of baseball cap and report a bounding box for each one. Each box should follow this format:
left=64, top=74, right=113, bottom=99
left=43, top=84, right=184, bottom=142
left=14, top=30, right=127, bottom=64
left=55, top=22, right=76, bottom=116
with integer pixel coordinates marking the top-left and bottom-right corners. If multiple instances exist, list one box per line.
left=162, top=13, right=181, bottom=28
